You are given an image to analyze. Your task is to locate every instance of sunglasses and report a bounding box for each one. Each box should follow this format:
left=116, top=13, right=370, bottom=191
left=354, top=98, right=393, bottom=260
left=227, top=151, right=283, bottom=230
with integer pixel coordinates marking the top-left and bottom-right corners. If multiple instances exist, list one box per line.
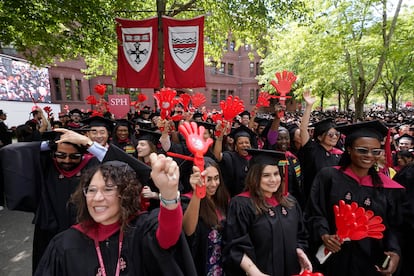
left=352, top=147, right=384, bottom=156
left=54, top=152, right=83, bottom=160
left=326, top=131, right=340, bottom=138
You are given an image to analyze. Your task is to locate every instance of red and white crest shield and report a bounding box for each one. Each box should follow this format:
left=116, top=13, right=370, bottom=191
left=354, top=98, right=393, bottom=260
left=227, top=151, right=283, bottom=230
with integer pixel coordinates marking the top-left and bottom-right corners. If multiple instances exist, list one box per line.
left=168, top=26, right=199, bottom=71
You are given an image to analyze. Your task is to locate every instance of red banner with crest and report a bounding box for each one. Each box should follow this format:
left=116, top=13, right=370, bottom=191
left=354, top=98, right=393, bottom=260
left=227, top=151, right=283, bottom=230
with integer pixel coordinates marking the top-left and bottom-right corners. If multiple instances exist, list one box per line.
left=116, top=17, right=159, bottom=88
left=163, top=16, right=205, bottom=88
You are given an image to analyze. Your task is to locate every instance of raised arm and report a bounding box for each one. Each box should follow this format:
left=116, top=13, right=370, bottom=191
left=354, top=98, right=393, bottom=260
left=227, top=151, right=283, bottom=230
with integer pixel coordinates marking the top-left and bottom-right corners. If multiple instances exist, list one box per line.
left=182, top=166, right=203, bottom=236
left=300, top=90, right=316, bottom=147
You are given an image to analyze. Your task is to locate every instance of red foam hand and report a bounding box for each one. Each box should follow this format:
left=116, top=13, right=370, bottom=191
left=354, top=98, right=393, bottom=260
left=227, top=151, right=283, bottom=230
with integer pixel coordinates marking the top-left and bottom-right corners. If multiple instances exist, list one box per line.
left=220, top=95, right=245, bottom=121
left=256, top=91, right=272, bottom=108
left=170, top=114, right=183, bottom=122
left=179, top=122, right=213, bottom=157
left=86, top=95, right=98, bottom=105
left=180, top=94, right=191, bottom=112
left=211, top=113, right=223, bottom=123
left=191, top=92, right=206, bottom=108
left=154, top=88, right=177, bottom=120
left=94, top=84, right=106, bottom=96
left=270, top=70, right=297, bottom=96
left=43, top=106, right=52, bottom=114
left=178, top=122, right=214, bottom=198
left=91, top=110, right=103, bottom=117
left=295, top=270, right=324, bottom=276
left=137, top=93, right=147, bottom=103
left=333, top=200, right=385, bottom=241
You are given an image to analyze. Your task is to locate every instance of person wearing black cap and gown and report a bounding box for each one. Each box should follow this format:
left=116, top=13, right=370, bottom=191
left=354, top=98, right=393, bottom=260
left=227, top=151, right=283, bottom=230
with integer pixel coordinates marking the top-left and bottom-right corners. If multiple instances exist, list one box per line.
left=67, top=109, right=84, bottom=129
left=136, top=128, right=163, bottom=211
left=111, top=119, right=137, bottom=156
left=35, top=155, right=197, bottom=276
left=82, top=116, right=115, bottom=147
left=213, top=124, right=258, bottom=197
left=305, top=120, right=405, bottom=276
left=0, top=130, right=100, bottom=273
left=223, top=148, right=312, bottom=276
left=299, top=90, right=343, bottom=204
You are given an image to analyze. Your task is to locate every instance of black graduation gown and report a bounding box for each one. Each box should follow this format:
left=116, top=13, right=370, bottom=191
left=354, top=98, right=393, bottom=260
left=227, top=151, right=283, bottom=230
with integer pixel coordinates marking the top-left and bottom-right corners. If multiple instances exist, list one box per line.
left=181, top=194, right=226, bottom=276
left=223, top=193, right=308, bottom=276
left=35, top=210, right=197, bottom=276
left=393, top=164, right=414, bottom=276
left=299, top=140, right=342, bottom=203
left=285, top=151, right=306, bottom=210
left=219, top=151, right=249, bottom=197
left=306, top=167, right=405, bottom=276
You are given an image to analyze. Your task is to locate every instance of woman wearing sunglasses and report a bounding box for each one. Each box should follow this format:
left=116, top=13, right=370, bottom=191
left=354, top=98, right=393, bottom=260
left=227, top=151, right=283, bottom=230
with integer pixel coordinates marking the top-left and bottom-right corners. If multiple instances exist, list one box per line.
left=306, top=121, right=405, bottom=276
left=35, top=154, right=196, bottom=275
left=299, top=90, right=343, bottom=205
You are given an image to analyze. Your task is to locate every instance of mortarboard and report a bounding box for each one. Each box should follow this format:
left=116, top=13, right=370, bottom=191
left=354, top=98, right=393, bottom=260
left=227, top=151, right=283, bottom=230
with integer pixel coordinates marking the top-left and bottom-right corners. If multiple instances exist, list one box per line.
left=136, top=128, right=162, bottom=145
left=114, top=119, right=134, bottom=133
left=196, top=121, right=217, bottom=131
left=69, top=108, right=82, bottom=116
left=81, top=116, right=115, bottom=132
left=246, top=148, right=286, bottom=166
left=0, top=109, right=6, bottom=116
left=193, top=111, right=203, bottom=119
left=311, top=118, right=337, bottom=139
left=239, top=110, right=251, bottom=118
left=336, top=120, right=389, bottom=141
left=229, top=125, right=258, bottom=148
left=395, top=134, right=414, bottom=144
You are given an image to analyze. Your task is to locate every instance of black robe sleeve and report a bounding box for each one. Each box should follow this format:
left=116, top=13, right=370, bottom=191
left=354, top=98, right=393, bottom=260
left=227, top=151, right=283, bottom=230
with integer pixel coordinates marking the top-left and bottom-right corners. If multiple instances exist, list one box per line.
left=0, top=142, right=43, bottom=212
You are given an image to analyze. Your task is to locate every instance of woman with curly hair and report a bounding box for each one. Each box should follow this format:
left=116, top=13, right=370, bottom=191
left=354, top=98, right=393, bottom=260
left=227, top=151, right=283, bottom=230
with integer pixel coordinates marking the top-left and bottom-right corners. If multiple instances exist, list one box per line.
left=35, top=154, right=196, bottom=276
left=223, top=149, right=312, bottom=276
left=182, top=157, right=230, bottom=275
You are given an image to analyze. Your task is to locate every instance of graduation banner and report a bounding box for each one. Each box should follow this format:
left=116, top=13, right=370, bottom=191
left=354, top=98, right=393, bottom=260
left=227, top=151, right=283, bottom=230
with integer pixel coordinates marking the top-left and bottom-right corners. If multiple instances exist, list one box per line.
left=108, top=94, right=130, bottom=119
left=163, top=15, right=205, bottom=88
left=116, top=17, right=159, bottom=88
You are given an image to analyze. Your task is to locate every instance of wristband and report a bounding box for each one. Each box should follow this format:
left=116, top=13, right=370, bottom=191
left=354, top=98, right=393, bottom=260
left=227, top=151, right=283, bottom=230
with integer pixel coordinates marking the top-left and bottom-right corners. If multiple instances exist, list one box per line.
left=159, top=191, right=180, bottom=205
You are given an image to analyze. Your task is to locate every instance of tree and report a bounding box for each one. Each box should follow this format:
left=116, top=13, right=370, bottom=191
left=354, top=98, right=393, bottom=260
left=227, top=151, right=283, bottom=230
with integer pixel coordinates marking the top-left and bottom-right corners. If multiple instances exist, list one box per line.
left=0, top=0, right=305, bottom=78
left=259, top=0, right=409, bottom=119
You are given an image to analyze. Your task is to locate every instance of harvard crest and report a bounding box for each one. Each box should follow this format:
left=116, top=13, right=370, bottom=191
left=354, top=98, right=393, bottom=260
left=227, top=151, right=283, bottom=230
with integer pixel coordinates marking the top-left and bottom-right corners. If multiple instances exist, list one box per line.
left=121, top=27, right=153, bottom=72
left=168, top=26, right=199, bottom=71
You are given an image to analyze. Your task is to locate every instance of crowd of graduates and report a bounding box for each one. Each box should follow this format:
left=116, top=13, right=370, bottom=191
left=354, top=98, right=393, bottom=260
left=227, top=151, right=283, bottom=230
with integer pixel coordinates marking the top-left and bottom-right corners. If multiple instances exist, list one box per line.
left=0, top=89, right=414, bottom=276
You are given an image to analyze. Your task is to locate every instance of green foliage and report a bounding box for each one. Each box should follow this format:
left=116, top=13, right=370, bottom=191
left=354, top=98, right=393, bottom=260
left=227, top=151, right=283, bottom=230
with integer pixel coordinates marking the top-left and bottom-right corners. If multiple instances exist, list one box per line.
left=0, top=0, right=305, bottom=77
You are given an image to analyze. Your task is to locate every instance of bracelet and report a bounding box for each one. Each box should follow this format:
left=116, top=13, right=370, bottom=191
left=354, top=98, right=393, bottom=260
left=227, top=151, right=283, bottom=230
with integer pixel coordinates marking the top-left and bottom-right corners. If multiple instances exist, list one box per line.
left=159, top=191, right=180, bottom=205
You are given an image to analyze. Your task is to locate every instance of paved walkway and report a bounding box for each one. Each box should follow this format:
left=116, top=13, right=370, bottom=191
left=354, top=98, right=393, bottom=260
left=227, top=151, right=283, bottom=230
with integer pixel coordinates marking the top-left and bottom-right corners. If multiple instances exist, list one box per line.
left=0, top=208, right=34, bottom=276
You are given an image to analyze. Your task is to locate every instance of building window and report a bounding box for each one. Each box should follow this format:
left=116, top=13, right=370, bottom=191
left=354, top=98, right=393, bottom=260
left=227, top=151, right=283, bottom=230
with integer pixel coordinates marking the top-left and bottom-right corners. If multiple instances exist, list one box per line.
left=256, top=89, right=260, bottom=102
left=249, top=62, right=255, bottom=77
left=211, top=89, right=218, bottom=104
left=228, top=63, right=234, bottom=75
left=211, top=61, right=217, bottom=74
left=230, top=41, right=235, bottom=51
left=249, top=88, right=256, bottom=104
left=220, top=90, right=226, bottom=101
left=228, top=90, right=234, bottom=96
left=53, top=78, right=62, bottom=101
left=106, top=84, right=113, bottom=95
left=64, top=78, right=72, bottom=100
left=244, top=44, right=250, bottom=51
left=75, top=80, right=81, bottom=100
left=256, top=62, right=261, bottom=76
left=219, top=62, right=225, bottom=74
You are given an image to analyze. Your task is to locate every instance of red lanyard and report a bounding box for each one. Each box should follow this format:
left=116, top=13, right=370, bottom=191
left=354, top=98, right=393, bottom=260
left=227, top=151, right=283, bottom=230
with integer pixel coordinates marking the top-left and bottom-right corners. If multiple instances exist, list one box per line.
left=94, top=231, right=124, bottom=276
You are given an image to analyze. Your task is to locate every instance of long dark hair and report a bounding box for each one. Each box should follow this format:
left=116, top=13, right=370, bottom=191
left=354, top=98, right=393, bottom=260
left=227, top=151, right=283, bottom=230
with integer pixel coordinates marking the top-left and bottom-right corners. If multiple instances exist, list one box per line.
left=199, top=157, right=229, bottom=228
left=244, top=163, right=293, bottom=215
left=70, top=161, right=141, bottom=232
left=339, top=135, right=383, bottom=187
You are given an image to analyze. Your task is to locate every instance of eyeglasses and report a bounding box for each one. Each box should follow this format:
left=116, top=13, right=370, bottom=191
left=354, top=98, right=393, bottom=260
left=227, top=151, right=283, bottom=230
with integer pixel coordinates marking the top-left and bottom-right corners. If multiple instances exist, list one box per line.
left=326, top=131, right=341, bottom=138
left=83, top=185, right=118, bottom=197
left=352, top=147, right=384, bottom=156
left=54, top=152, right=83, bottom=160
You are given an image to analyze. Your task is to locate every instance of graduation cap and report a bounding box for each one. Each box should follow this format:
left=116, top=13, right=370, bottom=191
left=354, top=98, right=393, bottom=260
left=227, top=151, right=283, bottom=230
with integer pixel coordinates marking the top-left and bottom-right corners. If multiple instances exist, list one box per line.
left=81, top=116, right=115, bottom=132
left=134, top=118, right=153, bottom=129
left=196, top=121, right=217, bottom=131
left=246, top=148, right=286, bottom=166
left=229, top=125, right=258, bottom=148
left=239, top=110, right=251, bottom=118
left=256, top=117, right=270, bottom=127
left=311, top=118, right=337, bottom=139
left=336, top=120, right=389, bottom=141
left=396, top=134, right=414, bottom=144
left=136, top=128, right=162, bottom=145
left=148, top=111, right=160, bottom=120
left=114, top=119, right=134, bottom=133
left=193, top=111, right=203, bottom=119
left=69, top=108, right=82, bottom=116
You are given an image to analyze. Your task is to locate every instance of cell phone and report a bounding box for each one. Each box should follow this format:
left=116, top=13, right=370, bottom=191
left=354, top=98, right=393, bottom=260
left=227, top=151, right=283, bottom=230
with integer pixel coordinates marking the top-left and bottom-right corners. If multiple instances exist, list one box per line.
left=377, top=254, right=391, bottom=269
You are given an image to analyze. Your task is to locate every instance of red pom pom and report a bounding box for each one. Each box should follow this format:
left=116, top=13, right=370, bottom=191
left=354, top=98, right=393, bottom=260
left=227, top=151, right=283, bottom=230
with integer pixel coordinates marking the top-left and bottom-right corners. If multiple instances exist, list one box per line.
left=94, top=84, right=106, bottom=96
